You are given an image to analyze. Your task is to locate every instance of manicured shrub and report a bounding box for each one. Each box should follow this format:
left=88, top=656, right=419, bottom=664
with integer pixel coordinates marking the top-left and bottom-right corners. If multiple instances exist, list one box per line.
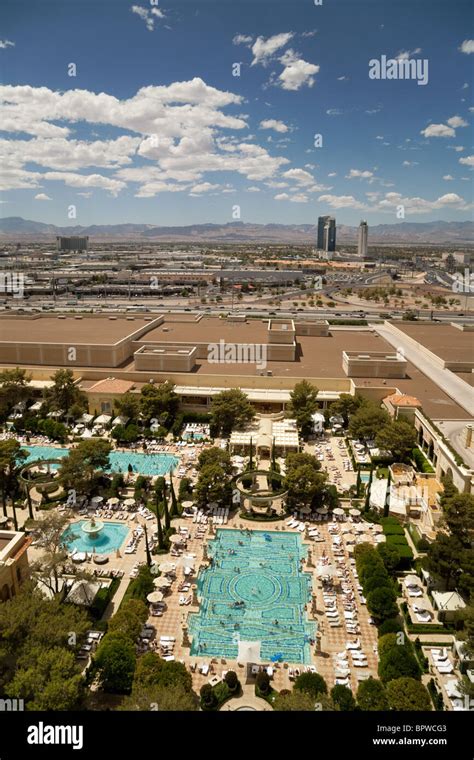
left=200, top=683, right=217, bottom=709
left=224, top=670, right=240, bottom=693
left=294, top=672, right=327, bottom=699
left=255, top=670, right=271, bottom=695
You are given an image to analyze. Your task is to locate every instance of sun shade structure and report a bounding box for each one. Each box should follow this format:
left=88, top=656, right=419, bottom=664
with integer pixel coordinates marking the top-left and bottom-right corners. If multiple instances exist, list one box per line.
left=169, top=534, right=185, bottom=544
left=158, top=561, right=176, bottom=574
left=147, top=591, right=164, bottom=604
left=333, top=507, right=345, bottom=516
left=237, top=639, right=261, bottom=664
left=349, top=508, right=361, bottom=517
left=316, top=564, right=336, bottom=578
left=153, top=577, right=172, bottom=589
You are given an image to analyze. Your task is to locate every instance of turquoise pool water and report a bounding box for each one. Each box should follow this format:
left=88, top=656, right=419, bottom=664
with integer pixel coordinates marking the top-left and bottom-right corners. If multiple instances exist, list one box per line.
left=22, top=446, right=179, bottom=476
left=360, top=472, right=370, bottom=483
left=188, top=529, right=316, bottom=664
left=61, top=520, right=129, bottom=555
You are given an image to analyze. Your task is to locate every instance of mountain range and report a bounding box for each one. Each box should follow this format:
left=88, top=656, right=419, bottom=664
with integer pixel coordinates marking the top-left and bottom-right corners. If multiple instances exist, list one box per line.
left=0, top=217, right=472, bottom=244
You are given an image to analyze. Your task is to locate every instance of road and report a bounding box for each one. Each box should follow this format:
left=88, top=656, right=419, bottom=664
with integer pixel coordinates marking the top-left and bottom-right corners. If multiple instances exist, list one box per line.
left=373, top=322, right=474, bottom=417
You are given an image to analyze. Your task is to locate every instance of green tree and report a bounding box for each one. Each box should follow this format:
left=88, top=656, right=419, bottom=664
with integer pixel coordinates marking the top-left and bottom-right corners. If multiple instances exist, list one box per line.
left=331, top=684, right=356, bottom=711
left=289, top=380, right=319, bottom=437
left=294, top=671, right=327, bottom=699
left=366, top=586, right=398, bottom=624
left=45, top=369, right=87, bottom=418
left=0, top=439, right=27, bottom=521
left=348, top=404, right=390, bottom=440
left=376, top=420, right=417, bottom=462
left=114, top=392, right=140, bottom=422
left=442, top=492, right=474, bottom=547
left=386, top=677, right=432, bottom=711
left=140, top=381, right=179, bottom=428
left=273, top=690, right=318, bottom=711
left=356, top=677, right=389, bottom=710
left=198, top=447, right=233, bottom=476
left=6, top=645, right=84, bottom=710
left=209, top=388, right=255, bottom=436
left=0, top=368, right=32, bottom=420
left=29, top=510, right=80, bottom=594
left=58, top=439, right=111, bottom=496
left=284, top=465, right=329, bottom=511
left=377, top=542, right=401, bottom=573
left=94, top=632, right=136, bottom=693
left=120, top=683, right=198, bottom=711
left=328, top=393, right=363, bottom=425
left=425, top=533, right=465, bottom=590
left=195, top=464, right=232, bottom=508
left=133, top=652, right=193, bottom=692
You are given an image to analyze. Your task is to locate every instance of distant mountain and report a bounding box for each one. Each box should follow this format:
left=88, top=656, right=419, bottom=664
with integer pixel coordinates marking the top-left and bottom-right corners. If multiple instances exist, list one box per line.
left=0, top=216, right=472, bottom=244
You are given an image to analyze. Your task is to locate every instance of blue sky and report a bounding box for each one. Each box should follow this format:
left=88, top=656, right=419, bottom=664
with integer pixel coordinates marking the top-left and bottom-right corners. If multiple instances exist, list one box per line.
left=0, top=0, right=473, bottom=227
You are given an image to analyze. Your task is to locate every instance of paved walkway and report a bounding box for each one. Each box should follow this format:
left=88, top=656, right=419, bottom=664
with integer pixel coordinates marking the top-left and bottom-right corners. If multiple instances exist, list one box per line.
left=374, top=323, right=474, bottom=416
left=220, top=684, right=273, bottom=711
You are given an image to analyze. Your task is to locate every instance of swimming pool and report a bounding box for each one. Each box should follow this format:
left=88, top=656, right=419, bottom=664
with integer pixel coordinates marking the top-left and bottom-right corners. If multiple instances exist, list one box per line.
left=61, top=520, right=129, bottom=555
left=360, top=472, right=371, bottom=483
left=22, top=446, right=179, bottom=477
left=188, top=529, right=316, bottom=664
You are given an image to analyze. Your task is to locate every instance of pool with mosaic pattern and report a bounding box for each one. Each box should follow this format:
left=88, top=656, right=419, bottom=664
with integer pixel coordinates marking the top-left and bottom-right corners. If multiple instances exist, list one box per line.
left=188, top=528, right=316, bottom=664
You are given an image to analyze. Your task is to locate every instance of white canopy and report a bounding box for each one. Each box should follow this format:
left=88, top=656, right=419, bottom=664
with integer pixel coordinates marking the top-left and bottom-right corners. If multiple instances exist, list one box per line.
left=147, top=591, right=164, bottom=604
left=237, top=639, right=261, bottom=664
left=95, top=414, right=112, bottom=425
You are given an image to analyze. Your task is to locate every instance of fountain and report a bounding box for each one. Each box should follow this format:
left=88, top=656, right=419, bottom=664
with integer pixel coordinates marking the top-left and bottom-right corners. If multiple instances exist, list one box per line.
left=81, top=517, right=104, bottom=540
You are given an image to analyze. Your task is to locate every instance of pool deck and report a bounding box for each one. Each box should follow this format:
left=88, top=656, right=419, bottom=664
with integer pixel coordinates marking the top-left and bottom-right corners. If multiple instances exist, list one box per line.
left=146, top=513, right=379, bottom=695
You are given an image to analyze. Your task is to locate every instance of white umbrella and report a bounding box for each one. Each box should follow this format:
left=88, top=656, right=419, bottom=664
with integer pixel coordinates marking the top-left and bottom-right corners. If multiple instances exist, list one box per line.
left=316, top=506, right=328, bottom=514
left=372, top=524, right=384, bottom=533
left=404, top=575, right=421, bottom=588
left=147, top=591, right=164, bottom=604
left=90, top=496, right=103, bottom=505
left=182, top=501, right=194, bottom=509
left=123, top=498, right=135, bottom=507
left=349, top=508, right=361, bottom=517
left=237, top=640, right=261, bottom=664
left=158, top=561, right=176, bottom=574
left=169, top=534, right=184, bottom=544
left=178, top=554, right=196, bottom=569
left=153, top=576, right=172, bottom=589
left=300, top=505, right=312, bottom=515
left=81, top=428, right=93, bottom=439
left=333, top=507, right=345, bottom=516
left=316, top=564, right=336, bottom=578
left=344, top=533, right=356, bottom=543
left=107, top=497, right=119, bottom=506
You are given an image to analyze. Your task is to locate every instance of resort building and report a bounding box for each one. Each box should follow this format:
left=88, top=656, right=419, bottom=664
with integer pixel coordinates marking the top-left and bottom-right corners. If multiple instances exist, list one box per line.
left=0, top=530, right=31, bottom=601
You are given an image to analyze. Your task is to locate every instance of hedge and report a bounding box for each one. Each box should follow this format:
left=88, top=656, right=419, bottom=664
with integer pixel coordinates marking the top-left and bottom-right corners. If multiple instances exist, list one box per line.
left=411, top=447, right=435, bottom=474
left=386, top=534, right=410, bottom=545
left=89, top=577, right=120, bottom=620
left=382, top=525, right=405, bottom=536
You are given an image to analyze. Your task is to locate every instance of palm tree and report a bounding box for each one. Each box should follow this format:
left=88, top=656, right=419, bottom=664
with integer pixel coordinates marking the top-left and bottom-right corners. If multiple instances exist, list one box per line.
left=154, top=493, right=165, bottom=550
left=169, top=472, right=179, bottom=517
left=162, top=488, right=170, bottom=531
left=144, top=523, right=152, bottom=566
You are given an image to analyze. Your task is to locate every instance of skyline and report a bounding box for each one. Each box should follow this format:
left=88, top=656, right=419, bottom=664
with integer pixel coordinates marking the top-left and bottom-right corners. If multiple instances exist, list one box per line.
left=0, top=0, right=473, bottom=228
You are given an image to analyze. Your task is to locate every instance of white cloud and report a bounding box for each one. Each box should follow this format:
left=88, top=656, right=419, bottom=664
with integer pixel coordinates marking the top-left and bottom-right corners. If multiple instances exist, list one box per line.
left=251, top=33, right=293, bottom=66
left=278, top=49, right=319, bottom=90
left=459, top=40, right=474, bottom=54
left=395, top=48, right=421, bottom=60
left=448, top=145, right=465, bottom=152
left=274, top=192, right=289, bottom=200
left=318, top=194, right=367, bottom=209
left=421, top=123, right=455, bottom=138
left=337, top=76, right=348, bottom=81
left=346, top=169, right=374, bottom=180
left=326, top=108, right=343, bottom=116
left=0, top=40, right=15, bottom=50
left=233, top=34, right=253, bottom=45
left=402, top=161, right=418, bottom=166
left=131, top=5, right=166, bottom=32
left=328, top=172, right=337, bottom=177
left=34, top=193, right=51, bottom=201
left=459, top=155, right=474, bottom=167
left=247, top=186, right=260, bottom=192
left=282, top=167, right=314, bottom=185
left=443, top=175, right=454, bottom=180
left=43, top=171, right=126, bottom=196
left=259, top=119, right=289, bottom=133
left=376, top=191, right=470, bottom=214
left=447, top=115, right=468, bottom=128
left=274, top=192, right=307, bottom=202
left=189, top=182, right=220, bottom=195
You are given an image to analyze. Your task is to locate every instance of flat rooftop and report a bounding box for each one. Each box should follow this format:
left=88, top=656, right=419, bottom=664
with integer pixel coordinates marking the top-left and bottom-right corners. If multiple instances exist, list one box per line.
left=0, top=316, right=154, bottom=345
left=138, top=317, right=270, bottom=345
left=393, top=322, right=474, bottom=364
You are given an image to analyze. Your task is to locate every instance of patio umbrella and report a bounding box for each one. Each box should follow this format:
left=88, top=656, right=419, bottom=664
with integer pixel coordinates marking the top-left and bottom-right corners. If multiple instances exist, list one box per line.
left=349, top=508, right=361, bottom=517
left=300, top=505, right=312, bottom=515
left=354, top=524, right=367, bottom=532
left=333, top=507, right=345, bottom=516
left=341, top=525, right=353, bottom=533
left=107, top=497, right=119, bottom=506
left=153, top=576, right=172, bottom=589
left=158, top=561, right=176, bottom=574
left=344, top=533, right=356, bottom=543
left=123, top=498, right=135, bottom=507
left=372, top=524, right=384, bottom=533
left=150, top=562, right=161, bottom=576
left=147, top=591, right=164, bottom=604
left=182, top=501, right=194, bottom=509
left=374, top=535, right=386, bottom=543
left=316, top=506, right=328, bottom=514
left=316, top=564, right=336, bottom=578
left=178, top=555, right=196, bottom=569
left=405, top=575, right=421, bottom=587
left=208, top=502, right=219, bottom=510
left=90, top=496, right=103, bottom=505
left=169, top=534, right=184, bottom=544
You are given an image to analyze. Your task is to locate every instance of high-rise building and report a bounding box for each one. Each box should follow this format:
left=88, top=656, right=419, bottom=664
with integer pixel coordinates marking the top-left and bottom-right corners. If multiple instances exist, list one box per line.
left=56, top=236, right=89, bottom=253
left=317, top=216, right=336, bottom=253
left=358, top=220, right=368, bottom=257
